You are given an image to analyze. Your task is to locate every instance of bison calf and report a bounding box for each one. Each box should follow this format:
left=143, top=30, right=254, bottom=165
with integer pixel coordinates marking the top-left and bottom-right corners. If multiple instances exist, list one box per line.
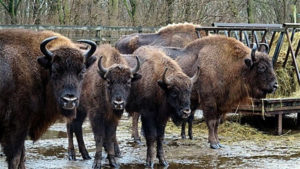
left=66, top=44, right=141, bottom=168
left=0, top=29, right=96, bottom=169
left=125, top=46, right=199, bottom=167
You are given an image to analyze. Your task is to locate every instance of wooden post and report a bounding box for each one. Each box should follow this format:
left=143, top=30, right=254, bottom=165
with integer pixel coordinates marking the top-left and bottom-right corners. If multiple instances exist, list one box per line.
left=278, top=113, right=283, bottom=135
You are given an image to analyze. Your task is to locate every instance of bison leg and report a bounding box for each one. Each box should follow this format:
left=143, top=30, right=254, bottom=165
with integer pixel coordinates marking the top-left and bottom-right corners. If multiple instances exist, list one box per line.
left=214, top=115, right=224, bottom=148
left=181, top=120, right=187, bottom=139
left=90, top=116, right=104, bottom=169
left=141, top=115, right=156, bottom=168
left=156, top=123, right=168, bottom=167
left=2, top=128, right=27, bottom=169
left=132, top=112, right=142, bottom=144
left=113, top=134, right=121, bottom=158
left=105, top=124, right=119, bottom=168
left=73, top=121, right=90, bottom=160
left=206, top=118, right=219, bottom=149
left=66, top=122, right=76, bottom=160
left=187, top=111, right=195, bottom=140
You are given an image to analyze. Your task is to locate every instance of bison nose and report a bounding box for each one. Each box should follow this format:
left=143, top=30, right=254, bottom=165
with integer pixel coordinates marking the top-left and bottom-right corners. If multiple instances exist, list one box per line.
left=113, top=100, right=125, bottom=110
left=273, top=82, right=279, bottom=89
left=61, top=94, right=78, bottom=110
left=182, top=109, right=191, bottom=118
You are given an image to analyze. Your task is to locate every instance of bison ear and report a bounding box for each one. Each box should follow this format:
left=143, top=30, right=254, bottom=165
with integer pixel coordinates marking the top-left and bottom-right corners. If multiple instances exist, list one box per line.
left=86, top=56, right=97, bottom=69
left=157, top=80, right=168, bottom=91
left=37, top=56, right=51, bottom=69
left=132, top=73, right=142, bottom=82
left=244, top=58, right=253, bottom=68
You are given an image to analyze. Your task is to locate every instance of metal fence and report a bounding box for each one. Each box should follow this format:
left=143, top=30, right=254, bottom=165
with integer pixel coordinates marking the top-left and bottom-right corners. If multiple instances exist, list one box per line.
left=0, top=25, right=159, bottom=44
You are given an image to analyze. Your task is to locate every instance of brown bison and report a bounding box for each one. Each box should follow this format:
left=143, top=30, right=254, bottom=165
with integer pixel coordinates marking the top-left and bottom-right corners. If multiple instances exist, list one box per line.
left=0, top=29, right=97, bottom=169
left=170, top=35, right=278, bottom=149
left=124, top=46, right=199, bottom=167
left=115, top=23, right=206, bottom=54
left=66, top=44, right=141, bottom=168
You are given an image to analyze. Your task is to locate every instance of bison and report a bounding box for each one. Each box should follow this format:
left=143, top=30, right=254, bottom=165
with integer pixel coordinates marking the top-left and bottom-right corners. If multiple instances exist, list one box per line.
left=65, top=44, right=141, bottom=168
left=124, top=46, right=199, bottom=167
left=115, top=23, right=206, bottom=54
left=0, top=29, right=97, bottom=169
left=168, top=35, right=277, bottom=148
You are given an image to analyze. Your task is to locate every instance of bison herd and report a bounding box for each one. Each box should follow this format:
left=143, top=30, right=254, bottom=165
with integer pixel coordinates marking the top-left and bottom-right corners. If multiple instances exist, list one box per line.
left=0, top=23, right=277, bottom=169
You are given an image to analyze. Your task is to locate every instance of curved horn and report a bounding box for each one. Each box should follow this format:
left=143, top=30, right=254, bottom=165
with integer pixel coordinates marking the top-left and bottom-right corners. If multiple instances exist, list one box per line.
left=131, top=56, right=140, bottom=74
left=40, top=36, right=57, bottom=60
left=251, top=43, right=257, bottom=61
left=162, top=68, right=169, bottom=84
left=77, top=40, right=97, bottom=58
left=191, top=66, right=200, bottom=84
left=259, top=43, right=269, bottom=53
left=98, top=56, right=108, bottom=74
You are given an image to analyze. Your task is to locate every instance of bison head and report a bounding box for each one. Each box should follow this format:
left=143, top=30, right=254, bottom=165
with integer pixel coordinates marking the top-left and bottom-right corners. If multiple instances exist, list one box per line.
left=37, top=36, right=97, bottom=118
left=244, top=44, right=278, bottom=98
left=158, top=67, right=200, bottom=125
left=98, top=56, right=142, bottom=115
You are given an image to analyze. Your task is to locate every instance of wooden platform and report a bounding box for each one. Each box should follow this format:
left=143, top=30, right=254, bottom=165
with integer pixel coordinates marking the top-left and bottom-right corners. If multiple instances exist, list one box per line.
left=235, top=98, right=300, bottom=135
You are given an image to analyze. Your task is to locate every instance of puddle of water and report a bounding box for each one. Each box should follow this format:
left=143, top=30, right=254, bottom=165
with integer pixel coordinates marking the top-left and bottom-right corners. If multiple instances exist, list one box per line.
left=2, top=116, right=300, bottom=169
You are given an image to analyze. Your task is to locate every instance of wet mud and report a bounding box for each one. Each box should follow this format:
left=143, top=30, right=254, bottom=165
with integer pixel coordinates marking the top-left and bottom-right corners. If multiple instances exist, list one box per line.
left=1, top=114, right=300, bottom=169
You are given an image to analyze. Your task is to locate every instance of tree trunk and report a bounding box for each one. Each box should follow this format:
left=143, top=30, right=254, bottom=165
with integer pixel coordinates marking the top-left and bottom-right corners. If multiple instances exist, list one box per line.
left=108, top=0, right=119, bottom=26
left=247, top=0, right=254, bottom=23
left=166, top=0, right=174, bottom=24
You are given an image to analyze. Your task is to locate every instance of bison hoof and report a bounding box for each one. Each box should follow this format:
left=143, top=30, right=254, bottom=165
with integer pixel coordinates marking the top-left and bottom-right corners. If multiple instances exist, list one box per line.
left=134, top=139, right=143, bottom=146
left=68, top=149, right=76, bottom=161
left=108, top=155, right=119, bottom=168
left=189, top=135, right=193, bottom=140
left=159, top=159, right=169, bottom=167
left=181, top=134, right=186, bottom=139
left=115, top=151, right=122, bottom=158
left=82, top=153, right=91, bottom=160
left=210, top=143, right=220, bottom=149
left=109, top=161, right=120, bottom=168
left=145, top=161, right=154, bottom=168
left=92, top=160, right=102, bottom=169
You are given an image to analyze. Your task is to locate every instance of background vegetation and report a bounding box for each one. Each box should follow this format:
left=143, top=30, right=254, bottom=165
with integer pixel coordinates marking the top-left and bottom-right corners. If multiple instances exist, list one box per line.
left=0, top=0, right=299, bottom=26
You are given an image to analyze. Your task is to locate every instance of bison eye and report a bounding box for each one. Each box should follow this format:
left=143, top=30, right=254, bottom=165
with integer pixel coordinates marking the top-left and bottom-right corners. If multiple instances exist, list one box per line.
left=78, top=68, right=86, bottom=79
left=127, top=80, right=131, bottom=86
left=170, top=91, right=177, bottom=98
left=106, top=80, right=111, bottom=86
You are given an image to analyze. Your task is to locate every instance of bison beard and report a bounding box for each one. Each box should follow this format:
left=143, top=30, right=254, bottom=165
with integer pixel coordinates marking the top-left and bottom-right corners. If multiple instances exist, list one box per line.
left=125, top=46, right=199, bottom=167
left=0, top=29, right=97, bottom=169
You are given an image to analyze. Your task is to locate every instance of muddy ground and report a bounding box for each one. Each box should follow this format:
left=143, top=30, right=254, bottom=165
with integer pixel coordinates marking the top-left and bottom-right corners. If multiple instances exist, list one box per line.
left=2, top=113, right=300, bottom=169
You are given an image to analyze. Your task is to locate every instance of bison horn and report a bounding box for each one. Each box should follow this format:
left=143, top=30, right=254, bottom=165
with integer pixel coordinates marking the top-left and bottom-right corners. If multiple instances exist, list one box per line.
left=77, top=40, right=97, bottom=58
left=191, top=66, right=200, bottom=84
left=162, top=68, right=170, bottom=84
left=40, top=36, right=57, bottom=60
left=131, top=56, right=141, bottom=74
left=251, top=43, right=257, bottom=61
left=98, top=56, right=108, bottom=74
left=259, top=43, right=269, bottom=53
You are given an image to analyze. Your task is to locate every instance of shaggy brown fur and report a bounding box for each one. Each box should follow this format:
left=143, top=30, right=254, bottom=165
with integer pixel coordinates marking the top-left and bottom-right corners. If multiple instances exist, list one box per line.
left=125, top=46, right=198, bottom=167
left=0, top=29, right=96, bottom=169
left=115, top=23, right=206, bottom=54
left=174, top=35, right=278, bottom=148
left=66, top=44, right=141, bottom=168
